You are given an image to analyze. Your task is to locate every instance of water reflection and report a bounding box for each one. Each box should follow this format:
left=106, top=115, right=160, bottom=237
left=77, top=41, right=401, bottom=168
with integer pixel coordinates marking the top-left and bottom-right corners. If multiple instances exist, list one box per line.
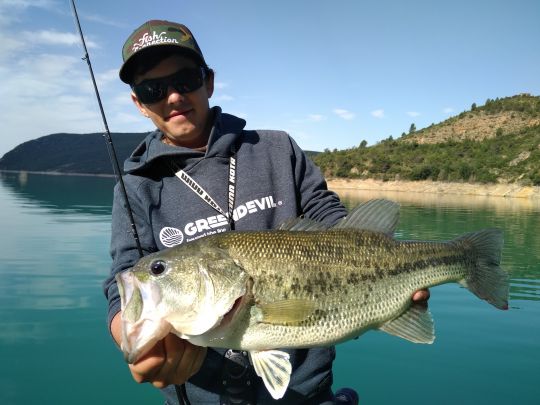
left=0, top=171, right=115, bottom=216
left=333, top=187, right=540, bottom=212
left=334, top=188, right=540, bottom=302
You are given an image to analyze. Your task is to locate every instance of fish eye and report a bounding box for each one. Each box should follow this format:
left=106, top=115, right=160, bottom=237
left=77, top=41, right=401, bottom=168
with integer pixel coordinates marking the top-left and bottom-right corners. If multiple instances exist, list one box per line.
left=150, top=260, right=167, bottom=276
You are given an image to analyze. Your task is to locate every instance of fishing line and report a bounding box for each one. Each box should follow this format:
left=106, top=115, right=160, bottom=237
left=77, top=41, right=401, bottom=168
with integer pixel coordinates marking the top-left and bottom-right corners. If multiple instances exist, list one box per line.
left=69, top=2, right=193, bottom=405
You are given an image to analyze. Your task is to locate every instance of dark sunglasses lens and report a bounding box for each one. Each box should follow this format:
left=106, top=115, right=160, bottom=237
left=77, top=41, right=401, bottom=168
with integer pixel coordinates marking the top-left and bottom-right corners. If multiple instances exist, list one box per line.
left=134, top=68, right=204, bottom=104
left=134, top=82, right=167, bottom=104
left=171, top=69, right=204, bottom=93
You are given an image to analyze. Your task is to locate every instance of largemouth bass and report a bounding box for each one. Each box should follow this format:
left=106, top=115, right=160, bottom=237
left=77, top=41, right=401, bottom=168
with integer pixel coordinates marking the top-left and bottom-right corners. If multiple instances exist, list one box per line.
left=116, top=199, right=508, bottom=399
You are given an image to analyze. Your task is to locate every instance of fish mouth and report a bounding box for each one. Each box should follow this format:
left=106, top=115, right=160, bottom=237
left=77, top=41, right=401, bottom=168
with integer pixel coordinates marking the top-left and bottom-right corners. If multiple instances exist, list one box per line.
left=115, top=270, right=169, bottom=364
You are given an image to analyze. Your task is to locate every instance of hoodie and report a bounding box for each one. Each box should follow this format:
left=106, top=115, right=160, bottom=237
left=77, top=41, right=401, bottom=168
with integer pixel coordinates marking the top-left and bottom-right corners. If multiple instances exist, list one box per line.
left=103, top=107, right=348, bottom=404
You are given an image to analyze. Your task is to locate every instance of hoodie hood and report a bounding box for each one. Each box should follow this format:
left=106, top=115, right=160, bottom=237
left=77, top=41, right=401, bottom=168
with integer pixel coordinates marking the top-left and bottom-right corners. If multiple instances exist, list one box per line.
left=124, top=107, right=246, bottom=173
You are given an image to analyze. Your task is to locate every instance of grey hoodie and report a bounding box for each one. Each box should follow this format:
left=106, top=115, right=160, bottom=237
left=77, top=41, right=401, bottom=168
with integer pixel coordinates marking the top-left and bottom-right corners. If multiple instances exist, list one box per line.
left=103, top=107, right=348, bottom=404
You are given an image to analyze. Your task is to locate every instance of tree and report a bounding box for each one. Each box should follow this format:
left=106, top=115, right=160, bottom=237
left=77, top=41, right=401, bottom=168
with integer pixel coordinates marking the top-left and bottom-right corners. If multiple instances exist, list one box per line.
left=409, top=123, right=416, bottom=134
left=471, top=102, right=477, bottom=111
left=359, top=140, right=367, bottom=148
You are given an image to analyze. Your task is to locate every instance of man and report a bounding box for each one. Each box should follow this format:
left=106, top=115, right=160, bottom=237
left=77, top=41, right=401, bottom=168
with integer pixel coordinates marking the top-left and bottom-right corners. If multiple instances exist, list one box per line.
left=103, top=20, right=428, bottom=404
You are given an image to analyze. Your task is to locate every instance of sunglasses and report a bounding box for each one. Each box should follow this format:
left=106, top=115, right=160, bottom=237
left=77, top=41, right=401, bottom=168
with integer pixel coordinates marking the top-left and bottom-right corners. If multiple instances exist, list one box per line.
left=132, top=67, right=207, bottom=104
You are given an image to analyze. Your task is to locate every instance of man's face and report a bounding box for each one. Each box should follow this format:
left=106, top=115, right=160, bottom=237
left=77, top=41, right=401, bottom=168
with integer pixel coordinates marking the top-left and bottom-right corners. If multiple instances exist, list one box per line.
left=131, top=54, right=214, bottom=148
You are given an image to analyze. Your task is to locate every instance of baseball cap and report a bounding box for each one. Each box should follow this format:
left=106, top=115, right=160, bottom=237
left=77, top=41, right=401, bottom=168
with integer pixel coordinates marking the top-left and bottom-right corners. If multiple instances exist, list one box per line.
left=119, top=20, right=206, bottom=83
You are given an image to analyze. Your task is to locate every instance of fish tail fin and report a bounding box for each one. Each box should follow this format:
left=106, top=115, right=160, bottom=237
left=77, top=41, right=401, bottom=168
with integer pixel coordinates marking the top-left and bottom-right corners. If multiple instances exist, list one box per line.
left=456, top=228, right=509, bottom=310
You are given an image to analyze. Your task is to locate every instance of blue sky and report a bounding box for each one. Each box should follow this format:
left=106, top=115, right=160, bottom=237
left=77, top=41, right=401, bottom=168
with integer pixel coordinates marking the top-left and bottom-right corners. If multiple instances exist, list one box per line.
left=1, top=0, right=539, bottom=156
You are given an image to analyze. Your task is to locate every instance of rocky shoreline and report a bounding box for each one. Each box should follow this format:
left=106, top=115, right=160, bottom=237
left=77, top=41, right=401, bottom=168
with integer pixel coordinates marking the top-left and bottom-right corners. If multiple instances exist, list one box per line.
left=327, top=178, right=540, bottom=199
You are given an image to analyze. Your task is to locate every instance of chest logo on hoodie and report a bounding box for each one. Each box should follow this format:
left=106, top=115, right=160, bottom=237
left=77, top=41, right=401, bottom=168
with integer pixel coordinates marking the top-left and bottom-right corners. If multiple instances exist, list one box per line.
left=159, top=227, right=184, bottom=247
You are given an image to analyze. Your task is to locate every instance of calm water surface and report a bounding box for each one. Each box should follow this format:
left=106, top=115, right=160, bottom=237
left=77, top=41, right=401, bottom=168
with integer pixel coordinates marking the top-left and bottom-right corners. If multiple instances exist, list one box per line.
left=0, top=173, right=538, bottom=405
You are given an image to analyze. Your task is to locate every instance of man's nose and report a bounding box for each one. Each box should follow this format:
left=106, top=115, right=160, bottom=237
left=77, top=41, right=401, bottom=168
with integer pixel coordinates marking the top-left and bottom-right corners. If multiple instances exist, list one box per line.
left=166, top=85, right=185, bottom=103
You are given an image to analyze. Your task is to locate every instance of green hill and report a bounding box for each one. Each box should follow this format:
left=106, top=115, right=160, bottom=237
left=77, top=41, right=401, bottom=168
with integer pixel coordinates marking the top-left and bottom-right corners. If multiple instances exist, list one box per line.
left=314, top=94, right=540, bottom=185
left=0, top=132, right=322, bottom=176
left=0, top=132, right=149, bottom=175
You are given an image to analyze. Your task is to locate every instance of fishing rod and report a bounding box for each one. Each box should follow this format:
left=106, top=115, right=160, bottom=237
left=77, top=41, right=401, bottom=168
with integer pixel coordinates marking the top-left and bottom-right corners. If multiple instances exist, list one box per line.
left=69, top=3, right=191, bottom=404
left=69, top=0, right=143, bottom=259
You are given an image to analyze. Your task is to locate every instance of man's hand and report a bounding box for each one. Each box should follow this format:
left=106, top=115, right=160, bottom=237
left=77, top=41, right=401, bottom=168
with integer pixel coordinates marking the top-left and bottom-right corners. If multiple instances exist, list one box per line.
left=129, top=334, right=207, bottom=388
left=110, top=312, right=206, bottom=388
left=412, top=289, right=430, bottom=303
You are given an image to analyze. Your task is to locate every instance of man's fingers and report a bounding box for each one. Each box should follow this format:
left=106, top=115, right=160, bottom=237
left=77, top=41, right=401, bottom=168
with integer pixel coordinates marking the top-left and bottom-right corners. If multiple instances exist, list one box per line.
left=175, top=341, right=207, bottom=382
left=127, top=335, right=207, bottom=388
left=412, top=289, right=430, bottom=302
left=129, top=340, right=166, bottom=383
left=151, top=335, right=187, bottom=387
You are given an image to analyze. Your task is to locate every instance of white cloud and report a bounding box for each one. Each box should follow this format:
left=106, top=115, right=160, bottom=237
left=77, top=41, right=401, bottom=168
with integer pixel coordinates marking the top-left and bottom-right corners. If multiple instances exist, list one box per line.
left=22, top=29, right=98, bottom=48
left=333, top=108, right=355, bottom=120
left=443, top=107, right=454, bottom=114
left=406, top=111, right=420, bottom=117
left=371, top=109, right=385, bottom=119
left=308, top=114, right=326, bottom=122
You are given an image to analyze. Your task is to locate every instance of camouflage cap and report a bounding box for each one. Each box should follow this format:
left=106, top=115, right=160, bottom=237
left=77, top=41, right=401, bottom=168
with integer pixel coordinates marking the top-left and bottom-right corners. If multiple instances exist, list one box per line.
left=119, top=20, right=206, bottom=83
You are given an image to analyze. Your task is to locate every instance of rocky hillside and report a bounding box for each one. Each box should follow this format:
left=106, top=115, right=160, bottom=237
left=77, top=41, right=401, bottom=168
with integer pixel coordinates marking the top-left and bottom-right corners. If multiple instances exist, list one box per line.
left=314, top=94, right=540, bottom=186
left=403, top=94, right=540, bottom=144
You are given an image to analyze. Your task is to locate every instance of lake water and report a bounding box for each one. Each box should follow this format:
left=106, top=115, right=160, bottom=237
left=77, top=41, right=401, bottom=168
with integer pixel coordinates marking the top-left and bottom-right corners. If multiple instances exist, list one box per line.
left=0, top=172, right=538, bottom=405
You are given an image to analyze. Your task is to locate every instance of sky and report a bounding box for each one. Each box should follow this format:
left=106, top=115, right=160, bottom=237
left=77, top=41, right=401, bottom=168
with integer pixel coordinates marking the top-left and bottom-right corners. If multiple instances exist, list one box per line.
left=0, top=0, right=539, bottom=156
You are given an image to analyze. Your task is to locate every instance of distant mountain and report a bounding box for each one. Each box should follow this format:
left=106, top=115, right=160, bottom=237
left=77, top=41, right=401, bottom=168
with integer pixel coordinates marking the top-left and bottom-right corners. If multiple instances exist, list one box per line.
left=314, top=94, right=540, bottom=185
left=0, top=131, right=321, bottom=175
left=0, top=132, right=149, bottom=175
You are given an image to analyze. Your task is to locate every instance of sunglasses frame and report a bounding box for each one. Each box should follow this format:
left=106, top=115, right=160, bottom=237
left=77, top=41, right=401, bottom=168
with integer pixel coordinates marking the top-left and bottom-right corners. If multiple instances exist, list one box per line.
left=132, top=66, right=207, bottom=104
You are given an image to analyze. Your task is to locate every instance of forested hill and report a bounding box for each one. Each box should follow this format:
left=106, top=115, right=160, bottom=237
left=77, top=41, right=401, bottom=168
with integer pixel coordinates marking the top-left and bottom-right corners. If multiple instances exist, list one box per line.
left=0, top=132, right=149, bottom=175
left=313, top=94, right=540, bottom=185
left=0, top=131, right=321, bottom=175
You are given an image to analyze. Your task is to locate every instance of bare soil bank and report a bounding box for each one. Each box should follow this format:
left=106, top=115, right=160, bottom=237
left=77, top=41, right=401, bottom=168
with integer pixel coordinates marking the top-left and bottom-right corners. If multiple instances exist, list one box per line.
left=327, top=178, right=540, bottom=199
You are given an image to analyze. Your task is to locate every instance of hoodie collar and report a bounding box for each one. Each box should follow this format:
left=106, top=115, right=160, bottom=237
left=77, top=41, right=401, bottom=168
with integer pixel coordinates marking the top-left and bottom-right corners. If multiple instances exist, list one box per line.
left=124, top=107, right=246, bottom=173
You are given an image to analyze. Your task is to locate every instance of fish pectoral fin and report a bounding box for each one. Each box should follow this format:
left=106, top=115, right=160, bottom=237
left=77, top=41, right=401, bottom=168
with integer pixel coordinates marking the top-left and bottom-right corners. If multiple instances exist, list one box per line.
left=249, top=349, right=292, bottom=399
left=378, top=303, right=435, bottom=344
left=259, top=299, right=316, bottom=325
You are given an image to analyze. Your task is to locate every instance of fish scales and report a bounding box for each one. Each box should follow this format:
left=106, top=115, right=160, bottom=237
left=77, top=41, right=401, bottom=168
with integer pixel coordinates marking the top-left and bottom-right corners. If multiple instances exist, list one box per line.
left=203, top=230, right=473, bottom=349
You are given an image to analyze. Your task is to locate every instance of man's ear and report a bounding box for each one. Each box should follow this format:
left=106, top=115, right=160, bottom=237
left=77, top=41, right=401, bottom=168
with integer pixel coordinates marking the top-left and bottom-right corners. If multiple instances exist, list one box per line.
left=131, top=92, right=149, bottom=117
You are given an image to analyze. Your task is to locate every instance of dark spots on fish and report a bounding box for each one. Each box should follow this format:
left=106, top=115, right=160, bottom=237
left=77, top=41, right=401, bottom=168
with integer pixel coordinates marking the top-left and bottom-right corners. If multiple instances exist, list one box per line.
left=348, top=272, right=360, bottom=284
left=374, top=265, right=385, bottom=279
left=387, top=255, right=463, bottom=276
left=362, top=273, right=377, bottom=283
left=312, top=308, right=327, bottom=319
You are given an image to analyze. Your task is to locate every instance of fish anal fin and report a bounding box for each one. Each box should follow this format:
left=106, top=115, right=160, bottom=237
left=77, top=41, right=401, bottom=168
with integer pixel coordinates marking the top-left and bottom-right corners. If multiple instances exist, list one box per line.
left=259, top=299, right=316, bottom=325
left=249, top=349, right=291, bottom=399
left=379, top=303, right=435, bottom=344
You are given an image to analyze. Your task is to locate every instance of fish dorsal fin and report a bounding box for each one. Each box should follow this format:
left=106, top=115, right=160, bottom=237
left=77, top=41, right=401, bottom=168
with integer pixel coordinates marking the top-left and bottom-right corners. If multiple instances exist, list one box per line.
left=279, top=217, right=330, bottom=231
left=257, top=299, right=316, bottom=325
left=334, top=199, right=400, bottom=235
left=379, top=303, right=435, bottom=344
left=250, top=349, right=292, bottom=399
